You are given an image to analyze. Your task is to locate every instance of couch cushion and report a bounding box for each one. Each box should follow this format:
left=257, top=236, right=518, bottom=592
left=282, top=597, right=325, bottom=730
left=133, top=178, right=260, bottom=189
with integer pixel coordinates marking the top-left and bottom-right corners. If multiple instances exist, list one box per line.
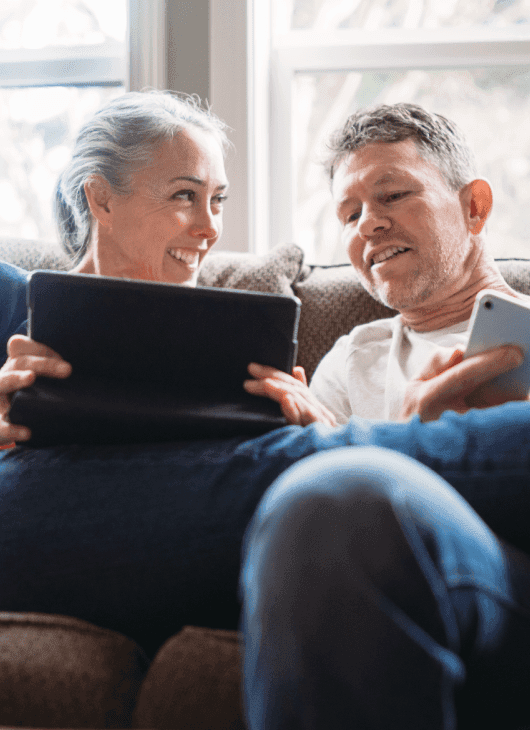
left=0, top=238, right=306, bottom=299
left=198, top=243, right=306, bottom=297
left=293, top=264, right=396, bottom=381
left=293, top=259, right=530, bottom=381
left=132, top=625, right=244, bottom=730
left=497, top=259, right=530, bottom=294
left=0, top=238, right=71, bottom=271
left=0, top=611, right=148, bottom=728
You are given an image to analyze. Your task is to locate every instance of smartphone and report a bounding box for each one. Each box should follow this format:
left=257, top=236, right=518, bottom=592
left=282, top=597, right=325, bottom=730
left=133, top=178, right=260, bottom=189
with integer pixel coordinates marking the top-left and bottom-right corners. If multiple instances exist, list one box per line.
left=464, top=289, right=530, bottom=400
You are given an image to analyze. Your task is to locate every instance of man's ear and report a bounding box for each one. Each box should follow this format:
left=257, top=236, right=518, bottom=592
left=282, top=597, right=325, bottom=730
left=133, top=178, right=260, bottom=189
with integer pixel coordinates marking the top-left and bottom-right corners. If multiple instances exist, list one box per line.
left=461, top=179, right=493, bottom=235
left=84, top=176, right=113, bottom=226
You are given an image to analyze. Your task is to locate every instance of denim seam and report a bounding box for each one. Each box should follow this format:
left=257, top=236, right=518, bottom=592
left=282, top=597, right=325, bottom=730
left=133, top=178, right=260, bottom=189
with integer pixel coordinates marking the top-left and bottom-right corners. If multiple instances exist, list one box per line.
left=446, top=580, right=530, bottom=621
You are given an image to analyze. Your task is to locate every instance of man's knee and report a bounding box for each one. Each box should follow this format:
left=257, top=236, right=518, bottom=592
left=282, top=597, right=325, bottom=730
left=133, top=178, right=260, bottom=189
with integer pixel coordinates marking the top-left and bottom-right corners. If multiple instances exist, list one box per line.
left=249, top=446, right=418, bottom=533
left=241, top=447, right=414, bottom=593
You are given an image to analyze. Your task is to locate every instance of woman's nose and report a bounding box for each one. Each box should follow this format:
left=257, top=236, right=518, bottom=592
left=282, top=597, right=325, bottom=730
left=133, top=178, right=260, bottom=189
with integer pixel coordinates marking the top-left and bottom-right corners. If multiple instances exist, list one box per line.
left=190, top=207, right=219, bottom=240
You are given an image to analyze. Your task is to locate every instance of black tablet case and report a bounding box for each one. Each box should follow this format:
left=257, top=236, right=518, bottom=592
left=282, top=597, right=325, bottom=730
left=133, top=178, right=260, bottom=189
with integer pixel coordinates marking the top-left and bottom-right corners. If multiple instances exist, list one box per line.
left=9, top=271, right=301, bottom=447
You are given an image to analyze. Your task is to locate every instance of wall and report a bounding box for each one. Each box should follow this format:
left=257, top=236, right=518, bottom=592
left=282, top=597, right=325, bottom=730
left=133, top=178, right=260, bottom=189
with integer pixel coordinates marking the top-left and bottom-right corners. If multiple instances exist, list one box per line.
left=166, top=0, right=250, bottom=253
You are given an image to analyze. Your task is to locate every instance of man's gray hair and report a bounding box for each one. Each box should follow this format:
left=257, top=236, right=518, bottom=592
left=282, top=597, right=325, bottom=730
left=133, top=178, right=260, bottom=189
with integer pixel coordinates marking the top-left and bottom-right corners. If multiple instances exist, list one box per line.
left=325, top=103, right=477, bottom=191
left=55, top=90, right=229, bottom=262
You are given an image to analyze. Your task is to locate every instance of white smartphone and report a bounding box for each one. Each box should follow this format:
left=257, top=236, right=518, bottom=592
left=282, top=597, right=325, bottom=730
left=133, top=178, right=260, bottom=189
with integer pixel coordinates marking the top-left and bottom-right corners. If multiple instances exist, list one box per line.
left=464, top=289, right=530, bottom=399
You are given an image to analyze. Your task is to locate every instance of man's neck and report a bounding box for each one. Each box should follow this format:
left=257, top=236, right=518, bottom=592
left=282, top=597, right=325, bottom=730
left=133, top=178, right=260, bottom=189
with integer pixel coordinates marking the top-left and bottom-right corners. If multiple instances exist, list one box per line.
left=400, top=254, right=526, bottom=332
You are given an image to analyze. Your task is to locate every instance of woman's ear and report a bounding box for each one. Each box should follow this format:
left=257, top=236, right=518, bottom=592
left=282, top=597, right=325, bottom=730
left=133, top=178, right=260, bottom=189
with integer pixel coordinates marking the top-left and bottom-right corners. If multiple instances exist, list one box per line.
left=461, top=179, right=493, bottom=235
left=84, top=176, right=113, bottom=226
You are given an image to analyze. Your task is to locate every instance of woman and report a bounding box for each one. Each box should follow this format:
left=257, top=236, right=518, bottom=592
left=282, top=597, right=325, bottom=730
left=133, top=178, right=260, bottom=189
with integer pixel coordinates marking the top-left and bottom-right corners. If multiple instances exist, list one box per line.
left=0, top=90, right=334, bottom=447
left=0, top=91, right=337, bottom=657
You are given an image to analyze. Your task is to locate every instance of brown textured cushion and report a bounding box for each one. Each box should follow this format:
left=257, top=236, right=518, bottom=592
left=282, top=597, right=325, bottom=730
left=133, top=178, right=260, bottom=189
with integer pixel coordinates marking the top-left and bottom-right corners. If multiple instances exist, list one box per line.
left=294, top=259, right=530, bottom=381
left=0, top=238, right=306, bottom=297
left=132, top=625, right=244, bottom=730
left=198, top=243, right=306, bottom=297
left=0, top=611, right=148, bottom=728
left=497, top=259, right=530, bottom=294
left=293, top=264, right=396, bottom=381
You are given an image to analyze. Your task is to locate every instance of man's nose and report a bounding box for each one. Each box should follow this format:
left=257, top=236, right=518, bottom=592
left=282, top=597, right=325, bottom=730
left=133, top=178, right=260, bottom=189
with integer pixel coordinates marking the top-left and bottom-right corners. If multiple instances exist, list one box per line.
left=358, top=206, right=391, bottom=238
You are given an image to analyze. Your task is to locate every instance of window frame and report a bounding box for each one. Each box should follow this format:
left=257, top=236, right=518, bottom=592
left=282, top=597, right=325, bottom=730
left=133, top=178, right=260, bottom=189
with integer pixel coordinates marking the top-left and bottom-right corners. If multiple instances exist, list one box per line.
left=270, top=25, right=530, bottom=256
left=0, top=0, right=167, bottom=92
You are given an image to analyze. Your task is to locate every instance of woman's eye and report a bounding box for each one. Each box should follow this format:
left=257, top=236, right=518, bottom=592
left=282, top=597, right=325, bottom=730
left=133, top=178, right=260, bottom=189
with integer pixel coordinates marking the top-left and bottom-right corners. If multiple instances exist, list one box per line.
left=172, top=190, right=194, bottom=201
left=212, top=194, right=227, bottom=206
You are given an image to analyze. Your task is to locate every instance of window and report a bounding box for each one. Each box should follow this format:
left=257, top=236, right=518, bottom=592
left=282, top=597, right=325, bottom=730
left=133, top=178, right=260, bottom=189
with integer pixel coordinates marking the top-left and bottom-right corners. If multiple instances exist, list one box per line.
left=0, top=0, right=128, bottom=242
left=267, top=0, right=530, bottom=263
left=0, top=0, right=169, bottom=246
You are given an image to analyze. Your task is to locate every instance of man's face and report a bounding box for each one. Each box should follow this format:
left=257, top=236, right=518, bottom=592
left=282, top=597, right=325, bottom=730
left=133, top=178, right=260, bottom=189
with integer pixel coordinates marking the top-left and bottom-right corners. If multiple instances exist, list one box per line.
left=332, top=138, right=475, bottom=312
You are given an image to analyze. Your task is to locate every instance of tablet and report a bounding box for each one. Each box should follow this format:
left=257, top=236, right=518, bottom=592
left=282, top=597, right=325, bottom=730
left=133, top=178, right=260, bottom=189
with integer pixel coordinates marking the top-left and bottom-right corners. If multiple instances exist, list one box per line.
left=9, top=270, right=301, bottom=446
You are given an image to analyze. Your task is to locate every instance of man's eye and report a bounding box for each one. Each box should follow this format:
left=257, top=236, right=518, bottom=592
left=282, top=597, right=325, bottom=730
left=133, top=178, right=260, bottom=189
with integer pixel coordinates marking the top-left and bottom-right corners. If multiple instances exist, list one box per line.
left=347, top=211, right=361, bottom=223
left=386, top=192, right=407, bottom=202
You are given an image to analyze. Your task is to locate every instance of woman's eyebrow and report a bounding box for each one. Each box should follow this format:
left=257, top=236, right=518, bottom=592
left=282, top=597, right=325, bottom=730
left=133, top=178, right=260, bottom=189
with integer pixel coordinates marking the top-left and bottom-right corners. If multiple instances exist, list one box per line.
left=168, top=175, right=229, bottom=191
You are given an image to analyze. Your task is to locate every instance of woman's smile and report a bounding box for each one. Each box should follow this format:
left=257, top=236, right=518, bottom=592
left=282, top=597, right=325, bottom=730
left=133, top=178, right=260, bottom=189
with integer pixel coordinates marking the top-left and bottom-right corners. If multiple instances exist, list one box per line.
left=167, top=247, right=201, bottom=270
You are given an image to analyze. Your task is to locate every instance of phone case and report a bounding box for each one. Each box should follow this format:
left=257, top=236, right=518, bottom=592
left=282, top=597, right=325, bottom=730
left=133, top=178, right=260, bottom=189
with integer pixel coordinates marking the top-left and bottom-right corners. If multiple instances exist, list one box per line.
left=464, top=289, right=530, bottom=399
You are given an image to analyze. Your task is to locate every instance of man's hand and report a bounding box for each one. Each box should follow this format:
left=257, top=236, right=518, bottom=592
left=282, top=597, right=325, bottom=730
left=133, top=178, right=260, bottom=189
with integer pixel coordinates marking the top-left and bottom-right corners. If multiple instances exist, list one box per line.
left=0, top=335, right=72, bottom=445
left=243, top=363, right=337, bottom=427
left=399, top=344, right=525, bottom=423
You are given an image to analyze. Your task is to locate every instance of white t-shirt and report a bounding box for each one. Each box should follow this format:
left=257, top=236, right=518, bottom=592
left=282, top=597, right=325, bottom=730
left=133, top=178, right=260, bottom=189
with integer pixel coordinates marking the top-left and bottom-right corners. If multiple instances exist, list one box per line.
left=309, top=314, right=469, bottom=423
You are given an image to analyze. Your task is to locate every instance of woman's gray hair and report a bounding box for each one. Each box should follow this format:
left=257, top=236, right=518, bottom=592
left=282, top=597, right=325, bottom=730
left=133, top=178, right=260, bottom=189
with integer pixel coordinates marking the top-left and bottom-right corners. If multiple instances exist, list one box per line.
left=55, top=90, right=229, bottom=263
left=324, top=103, right=477, bottom=191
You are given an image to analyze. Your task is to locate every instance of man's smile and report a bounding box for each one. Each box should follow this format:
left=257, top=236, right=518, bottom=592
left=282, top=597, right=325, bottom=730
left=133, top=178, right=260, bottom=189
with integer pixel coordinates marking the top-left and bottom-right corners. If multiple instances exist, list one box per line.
left=370, top=245, right=411, bottom=267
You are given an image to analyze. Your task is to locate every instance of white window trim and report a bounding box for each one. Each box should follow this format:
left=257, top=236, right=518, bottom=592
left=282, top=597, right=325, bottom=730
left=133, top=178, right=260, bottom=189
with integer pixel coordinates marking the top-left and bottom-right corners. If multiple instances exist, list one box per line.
left=0, top=43, right=124, bottom=87
left=128, top=0, right=167, bottom=91
left=210, top=0, right=271, bottom=254
left=271, top=27, right=530, bottom=251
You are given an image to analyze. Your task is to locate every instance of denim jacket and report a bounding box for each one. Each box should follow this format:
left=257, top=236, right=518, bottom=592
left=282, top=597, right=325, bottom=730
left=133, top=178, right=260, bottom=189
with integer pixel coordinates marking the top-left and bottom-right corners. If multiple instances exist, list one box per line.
left=0, top=261, right=28, bottom=366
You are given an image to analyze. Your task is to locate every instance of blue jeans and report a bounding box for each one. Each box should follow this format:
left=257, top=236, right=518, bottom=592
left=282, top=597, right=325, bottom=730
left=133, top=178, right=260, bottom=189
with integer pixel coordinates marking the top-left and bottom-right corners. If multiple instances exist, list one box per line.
left=240, top=427, right=530, bottom=730
left=1, top=402, right=530, bottom=662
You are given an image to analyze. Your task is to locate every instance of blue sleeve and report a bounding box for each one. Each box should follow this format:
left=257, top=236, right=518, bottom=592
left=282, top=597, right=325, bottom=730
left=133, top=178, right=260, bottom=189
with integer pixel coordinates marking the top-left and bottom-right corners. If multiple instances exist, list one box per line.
left=0, top=261, right=28, bottom=366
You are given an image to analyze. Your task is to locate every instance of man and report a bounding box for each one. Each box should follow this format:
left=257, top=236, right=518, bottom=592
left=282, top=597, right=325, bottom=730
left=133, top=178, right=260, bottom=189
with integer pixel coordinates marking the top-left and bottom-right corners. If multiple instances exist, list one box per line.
left=240, top=104, right=530, bottom=730
left=246, top=103, right=524, bottom=423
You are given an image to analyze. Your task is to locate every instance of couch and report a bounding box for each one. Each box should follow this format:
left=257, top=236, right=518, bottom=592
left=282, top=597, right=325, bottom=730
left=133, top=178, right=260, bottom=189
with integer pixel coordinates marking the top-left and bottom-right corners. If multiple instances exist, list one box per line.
left=1, top=237, right=530, bottom=730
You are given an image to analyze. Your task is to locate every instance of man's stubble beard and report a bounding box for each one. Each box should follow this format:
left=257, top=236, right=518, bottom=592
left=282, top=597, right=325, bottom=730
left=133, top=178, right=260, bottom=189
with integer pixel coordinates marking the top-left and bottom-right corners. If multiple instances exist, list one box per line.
left=362, top=257, right=460, bottom=312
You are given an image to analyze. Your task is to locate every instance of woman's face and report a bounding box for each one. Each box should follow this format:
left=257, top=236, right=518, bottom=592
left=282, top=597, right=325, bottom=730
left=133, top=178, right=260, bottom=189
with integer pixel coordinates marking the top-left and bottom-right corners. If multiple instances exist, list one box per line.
left=88, top=126, right=228, bottom=285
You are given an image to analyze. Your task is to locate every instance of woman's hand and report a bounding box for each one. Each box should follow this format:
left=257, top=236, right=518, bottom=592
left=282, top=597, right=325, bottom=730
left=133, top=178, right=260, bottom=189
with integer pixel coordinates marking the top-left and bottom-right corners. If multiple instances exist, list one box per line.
left=243, top=362, right=337, bottom=427
left=0, top=335, right=72, bottom=445
left=399, top=344, right=525, bottom=423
